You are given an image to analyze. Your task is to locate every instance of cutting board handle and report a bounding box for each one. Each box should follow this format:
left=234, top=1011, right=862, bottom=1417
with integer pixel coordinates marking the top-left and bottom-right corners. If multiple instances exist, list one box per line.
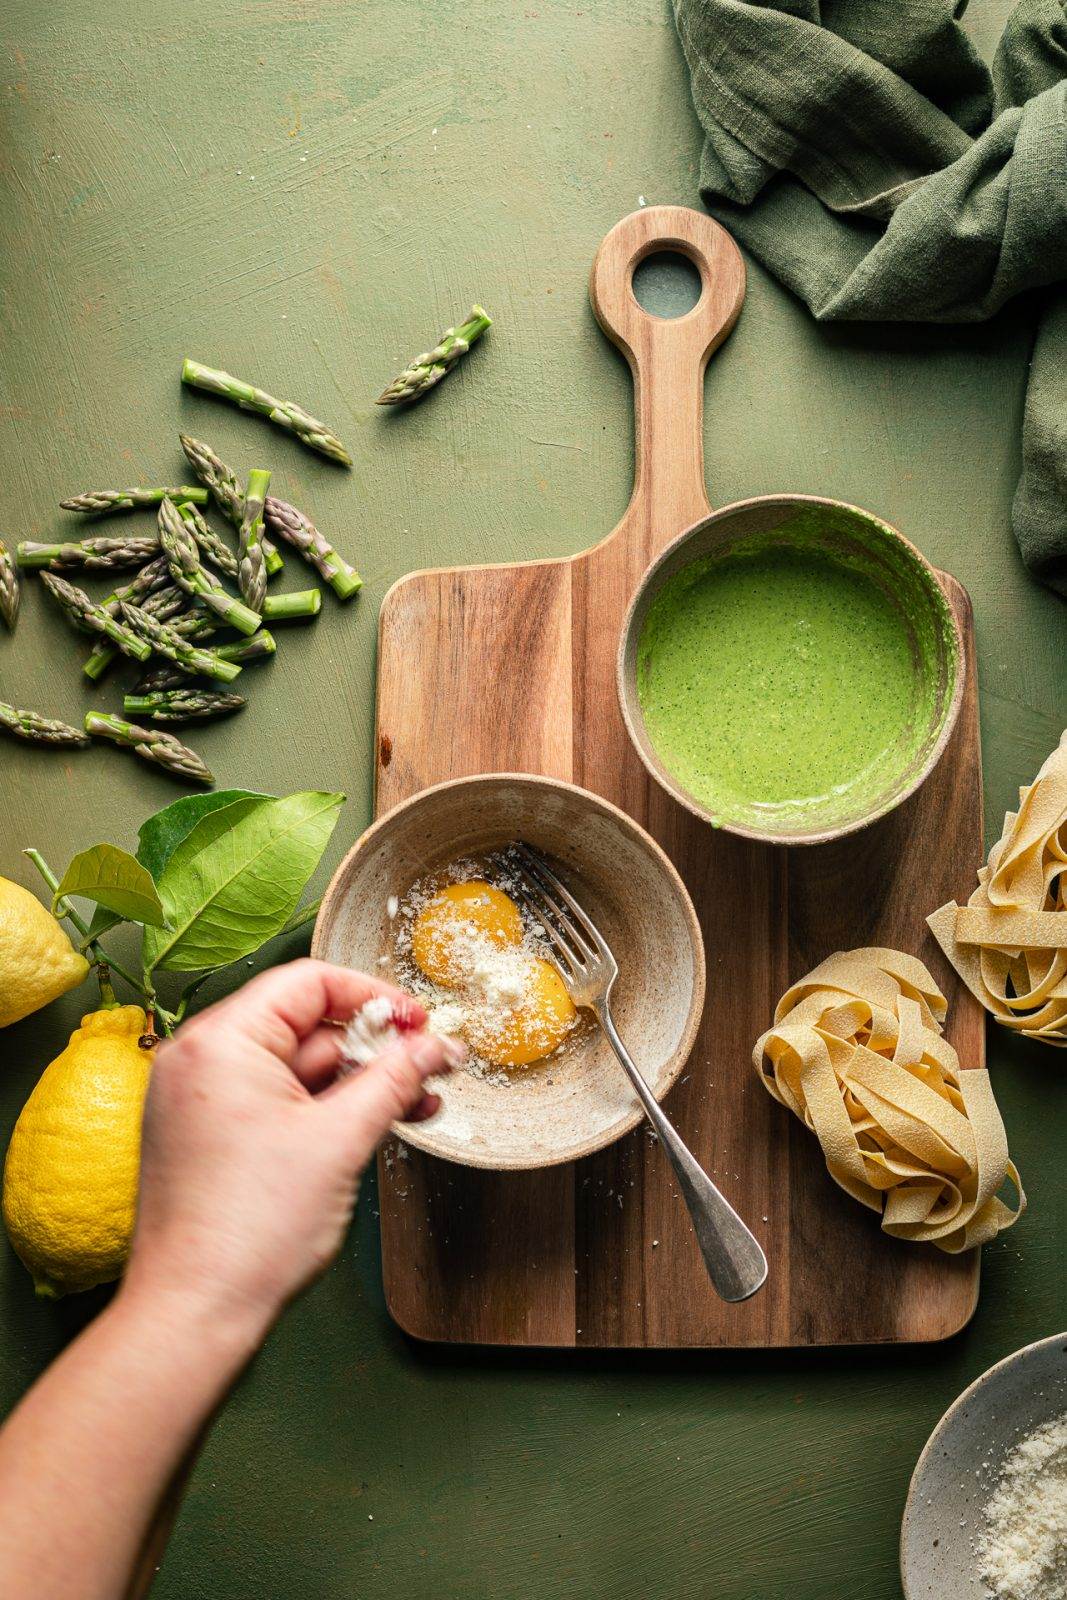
left=589, top=205, right=746, bottom=542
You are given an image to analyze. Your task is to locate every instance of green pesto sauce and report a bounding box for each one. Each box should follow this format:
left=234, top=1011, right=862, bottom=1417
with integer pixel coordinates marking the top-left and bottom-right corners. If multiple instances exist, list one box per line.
left=637, top=544, right=929, bottom=828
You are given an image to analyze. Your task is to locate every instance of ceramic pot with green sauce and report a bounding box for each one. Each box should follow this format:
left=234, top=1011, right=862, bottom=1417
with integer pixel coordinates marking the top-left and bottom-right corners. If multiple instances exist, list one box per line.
left=617, top=496, right=964, bottom=845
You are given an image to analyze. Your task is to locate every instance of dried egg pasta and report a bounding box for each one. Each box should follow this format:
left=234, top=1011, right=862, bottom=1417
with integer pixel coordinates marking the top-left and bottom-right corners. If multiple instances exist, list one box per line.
left=754, top=948, right=1023, bottom=1253
left=928, top=730, right=1067, bottom=1047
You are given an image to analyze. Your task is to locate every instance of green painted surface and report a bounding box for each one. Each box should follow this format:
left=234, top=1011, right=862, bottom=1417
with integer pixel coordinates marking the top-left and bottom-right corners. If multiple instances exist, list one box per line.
left=0, top=2, right=1064, bottom=1597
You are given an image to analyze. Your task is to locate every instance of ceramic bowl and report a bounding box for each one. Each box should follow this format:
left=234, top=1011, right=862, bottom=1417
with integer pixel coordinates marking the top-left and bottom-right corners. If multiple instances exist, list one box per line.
left=901, top=1331, right=1067, bottom=1599
left=312, top=773, right=706, bottom=1170
left=618, top=494, right=964, bottom=845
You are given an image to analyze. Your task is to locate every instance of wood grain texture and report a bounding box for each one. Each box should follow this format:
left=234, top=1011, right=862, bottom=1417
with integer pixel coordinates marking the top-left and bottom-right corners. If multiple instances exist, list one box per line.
left=375, top=207, right=983, bottom=1348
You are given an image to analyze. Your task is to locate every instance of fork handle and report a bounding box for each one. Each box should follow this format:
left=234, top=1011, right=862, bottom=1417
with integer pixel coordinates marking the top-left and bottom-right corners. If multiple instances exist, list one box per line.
left=599, top=1011, right=768, bottom=1303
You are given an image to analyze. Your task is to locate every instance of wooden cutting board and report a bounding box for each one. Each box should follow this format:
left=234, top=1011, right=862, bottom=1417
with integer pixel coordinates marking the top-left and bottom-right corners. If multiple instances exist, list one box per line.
left=373, top=205, right=983, bottom=1347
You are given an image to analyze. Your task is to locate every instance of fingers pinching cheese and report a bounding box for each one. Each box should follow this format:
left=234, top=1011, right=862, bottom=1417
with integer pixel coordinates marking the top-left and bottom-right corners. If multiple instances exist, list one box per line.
left=928, top=730, right=1067, bottom=1047
left=754, top=948, right=1024, bottom=1253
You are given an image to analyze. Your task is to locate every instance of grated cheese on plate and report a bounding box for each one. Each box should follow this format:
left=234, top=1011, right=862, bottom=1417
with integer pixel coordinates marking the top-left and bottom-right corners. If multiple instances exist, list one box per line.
left=978, top=1411, right=1067, bottom=1600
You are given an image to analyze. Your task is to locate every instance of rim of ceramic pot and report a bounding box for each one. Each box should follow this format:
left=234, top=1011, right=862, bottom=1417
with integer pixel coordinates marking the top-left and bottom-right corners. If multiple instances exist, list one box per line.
left=617, top=493, right=966, bottom=847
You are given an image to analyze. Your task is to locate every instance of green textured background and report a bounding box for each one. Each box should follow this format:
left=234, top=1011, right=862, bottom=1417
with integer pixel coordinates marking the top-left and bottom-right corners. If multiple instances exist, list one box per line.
left=2, top=2, right=1066, bottom=1596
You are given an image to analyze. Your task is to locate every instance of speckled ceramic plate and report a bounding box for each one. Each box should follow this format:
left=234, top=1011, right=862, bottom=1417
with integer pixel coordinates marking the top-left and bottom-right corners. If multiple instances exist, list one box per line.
left=901, top=1331, right=1067, bottom=1599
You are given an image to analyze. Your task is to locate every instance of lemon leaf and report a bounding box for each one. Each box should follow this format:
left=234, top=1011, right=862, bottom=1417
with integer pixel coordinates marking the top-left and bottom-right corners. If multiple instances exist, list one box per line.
left=143, top=791, right=344, bottom=973
left=137, top=789, right=271, bottom=881
left=54, top=845, right=168, bottom=929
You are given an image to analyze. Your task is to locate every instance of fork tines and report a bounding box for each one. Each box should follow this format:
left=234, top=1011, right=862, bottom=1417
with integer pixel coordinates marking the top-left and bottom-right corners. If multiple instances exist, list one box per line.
left=510, top=843, right=607, bottom=977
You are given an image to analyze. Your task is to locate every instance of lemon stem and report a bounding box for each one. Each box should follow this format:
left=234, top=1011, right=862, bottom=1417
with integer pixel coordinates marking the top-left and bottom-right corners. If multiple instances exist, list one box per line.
left=22, top=848, right=153, bottom=1009
left=95, top=966, right=118, bottom=1009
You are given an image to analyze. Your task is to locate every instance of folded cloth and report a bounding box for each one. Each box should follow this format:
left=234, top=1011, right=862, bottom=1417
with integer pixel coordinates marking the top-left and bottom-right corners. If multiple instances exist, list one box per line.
left=672, top=0, right=1067, bottom=594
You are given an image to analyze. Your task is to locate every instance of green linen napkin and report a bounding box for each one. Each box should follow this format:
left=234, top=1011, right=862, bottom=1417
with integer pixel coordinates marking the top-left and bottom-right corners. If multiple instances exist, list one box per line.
left=672, top=0, right=1067, bottom=594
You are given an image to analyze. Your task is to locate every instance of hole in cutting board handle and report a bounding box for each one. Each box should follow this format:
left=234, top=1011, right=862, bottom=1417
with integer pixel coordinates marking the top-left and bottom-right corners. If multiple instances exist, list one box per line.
left=631, top=250, right=704, bottom=319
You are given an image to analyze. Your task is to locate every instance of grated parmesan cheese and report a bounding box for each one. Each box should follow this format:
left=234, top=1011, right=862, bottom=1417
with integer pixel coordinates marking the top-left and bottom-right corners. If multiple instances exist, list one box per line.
left=385, top=853, right=582, bottom=1080
left=342, top=996, right=401, bottom=1066
left=978, top=1411, right=1067, bottom=1600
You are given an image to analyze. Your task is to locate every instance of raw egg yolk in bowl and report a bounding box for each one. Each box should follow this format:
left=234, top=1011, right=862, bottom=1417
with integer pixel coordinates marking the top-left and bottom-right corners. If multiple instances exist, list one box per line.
left=410, top=880, right=576, bottom=1067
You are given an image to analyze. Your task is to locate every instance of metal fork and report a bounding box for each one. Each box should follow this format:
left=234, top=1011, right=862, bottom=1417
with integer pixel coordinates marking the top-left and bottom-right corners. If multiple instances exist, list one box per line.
left=511, top=843, right=768, bottom=1304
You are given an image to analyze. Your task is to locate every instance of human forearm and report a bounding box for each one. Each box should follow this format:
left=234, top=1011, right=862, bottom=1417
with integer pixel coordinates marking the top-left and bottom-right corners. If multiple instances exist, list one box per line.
left=0, top=1281, right=262, bottom=1600
left=0, top=962, right=456, bottom=1599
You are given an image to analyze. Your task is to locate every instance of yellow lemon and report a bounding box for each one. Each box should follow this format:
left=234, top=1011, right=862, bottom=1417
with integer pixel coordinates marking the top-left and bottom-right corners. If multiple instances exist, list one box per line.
left=3, top=1006, right=153, bottom=1297
left=0, top=876, right=89, bottom=1029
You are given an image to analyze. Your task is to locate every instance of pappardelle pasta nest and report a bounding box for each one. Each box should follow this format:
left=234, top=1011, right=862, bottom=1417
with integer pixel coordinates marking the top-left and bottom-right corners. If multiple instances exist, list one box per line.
left=754, top=948, right=1023, bottom=1253
left=928, top=729, right=1067, bottom=1047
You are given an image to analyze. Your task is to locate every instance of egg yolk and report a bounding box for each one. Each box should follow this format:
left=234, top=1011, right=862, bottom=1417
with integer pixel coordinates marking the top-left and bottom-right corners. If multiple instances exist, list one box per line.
left=411, top=881, right=523, bottom=986
left=464, top=957, right=577, bottom=1067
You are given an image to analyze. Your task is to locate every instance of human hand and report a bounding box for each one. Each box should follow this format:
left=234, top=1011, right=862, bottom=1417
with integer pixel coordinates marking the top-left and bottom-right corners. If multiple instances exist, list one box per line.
left=122, top=959, right=457, bottom=1345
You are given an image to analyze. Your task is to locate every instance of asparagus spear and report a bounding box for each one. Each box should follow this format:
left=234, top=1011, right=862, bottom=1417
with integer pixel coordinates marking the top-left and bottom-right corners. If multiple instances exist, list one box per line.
left=157, top=498, right=261, bottom=636
left=129, top=630, right=274, bottom=697
left=132, top=663, right=185, bottom=695
left=59, top=486, right=208, bottom=515
left=177, top=433, right=283, bottom=570
left=263, top=497, right=361, bottom=599
left=142, top=584, right=189, bottom=626
left=237, top=469, right=271, bottom=613
left=0, top=701, right=90, bottom=748
left=177, top=502, right=238, bottom=579
left=215, top=629, right=276, bottom=665
left=169, top=606, right=217, bottom=641
left=83, top=558, right=178, bottom=682
left=85, top=712, right=213, bottom=785
left=119, top=603, right=242, bottom=683
left=101, top=554, right=172, bottom=617
left=122, top=688, right=246, bottom=723
left=134, top=629, right=275, bottom=686
left=178, top=432, right=244, bottom=524
left=0, top=540, right=20, bottom=630
left=17, top=536, right=159, bottom=572
left=261, top=588, right=321, bottom=621
left=377, top=306, right=491, bottom=406
left=181, top=360, right=352, bottom=466
left=41, top=573, right=152, bottom=662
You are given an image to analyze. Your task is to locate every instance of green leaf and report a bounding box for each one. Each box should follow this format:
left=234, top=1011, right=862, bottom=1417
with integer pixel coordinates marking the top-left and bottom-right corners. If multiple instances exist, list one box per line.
left=143, top=791, right=344, bottom=973
left=54, top=844, right=168, bottom=928
left=85, top=903, right=124, bottom=941
left=137, top=788, right=271, bottom=882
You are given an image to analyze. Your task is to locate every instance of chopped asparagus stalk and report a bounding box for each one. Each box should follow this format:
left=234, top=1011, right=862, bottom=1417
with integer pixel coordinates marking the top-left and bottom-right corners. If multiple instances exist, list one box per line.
left=122, top=688, right=246, bottom=723
left=263, top=498, right=361, bottom=599
left=0, top=540, right=20, bottom=630
left=132, top=663, right=185, bottom=695
left=377, top=306, right=491, bottom=405
left=237, top=469, right=271, bottom=613
left=177, top=501, right=239, bottom=579
left=157, top=498, right=261, bottom=636
left=215, top=630, right=276, bottom=665
left=0, top=701, right=90, bottom=748
left=18, top=536, right=159, bottom=572
left=85, top=712, right=213, bottom=785
left=261, top=587, right=322, bottom=621
left=120, top=602, right=242, bottom=683
left=41, top=573, right=151, bottom=661
left=59, top=486, right=208, bottom=515
left=177, top=433, right=282, bottom=567
left=182, top=360, right=352, bottom=465
left=83, top=558, right=177, bottom=682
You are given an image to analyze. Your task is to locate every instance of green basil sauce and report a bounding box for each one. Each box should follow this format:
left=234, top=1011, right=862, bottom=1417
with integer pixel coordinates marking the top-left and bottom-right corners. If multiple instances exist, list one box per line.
left=636, top=543, right=932, bottom=829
